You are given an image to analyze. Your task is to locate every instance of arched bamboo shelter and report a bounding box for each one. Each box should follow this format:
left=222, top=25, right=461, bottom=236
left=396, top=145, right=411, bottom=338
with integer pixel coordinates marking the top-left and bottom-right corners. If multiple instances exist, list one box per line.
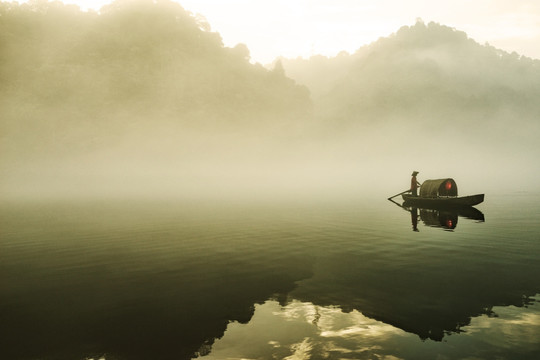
left=420, top=179, right=458, bottom=198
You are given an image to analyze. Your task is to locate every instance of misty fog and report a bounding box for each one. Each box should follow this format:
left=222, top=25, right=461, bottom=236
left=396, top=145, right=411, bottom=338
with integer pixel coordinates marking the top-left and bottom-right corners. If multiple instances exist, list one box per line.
left=1, top=1, right=539, bottom=203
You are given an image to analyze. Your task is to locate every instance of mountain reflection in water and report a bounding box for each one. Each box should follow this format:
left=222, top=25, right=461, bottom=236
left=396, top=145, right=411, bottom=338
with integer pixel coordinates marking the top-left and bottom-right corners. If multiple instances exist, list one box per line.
left=202, top=297, right=540, bottom=360
left=1, top=193, right=539, bottom=360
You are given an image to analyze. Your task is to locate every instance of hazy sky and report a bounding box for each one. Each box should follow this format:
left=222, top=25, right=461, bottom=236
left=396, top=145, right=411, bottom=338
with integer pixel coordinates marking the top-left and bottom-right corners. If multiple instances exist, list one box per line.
left=10, top=0, right=540, bottom=63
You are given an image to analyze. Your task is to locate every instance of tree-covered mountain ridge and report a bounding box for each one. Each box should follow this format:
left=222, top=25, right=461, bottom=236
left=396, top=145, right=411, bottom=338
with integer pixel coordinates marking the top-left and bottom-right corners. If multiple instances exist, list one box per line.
left=0, top=0, right=311, bottom=137
left=280, top=20, right=540, bottom=128
left=2, top=1, right=539, bottom=141
left=2, top=2, right=540, bottom=200
left=0, top=0, right=314, bottom=168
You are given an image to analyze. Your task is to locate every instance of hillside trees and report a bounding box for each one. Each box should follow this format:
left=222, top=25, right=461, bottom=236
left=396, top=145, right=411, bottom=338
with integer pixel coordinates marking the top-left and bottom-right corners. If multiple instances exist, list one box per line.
left=281, top=21, right=540, bottom=129
left=0, top=0, right=312, bottom=164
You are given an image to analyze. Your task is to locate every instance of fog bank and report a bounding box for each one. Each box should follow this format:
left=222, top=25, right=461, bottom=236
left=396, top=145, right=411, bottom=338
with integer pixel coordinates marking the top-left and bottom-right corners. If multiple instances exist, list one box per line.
left=1, top=4, right=539, bottom=202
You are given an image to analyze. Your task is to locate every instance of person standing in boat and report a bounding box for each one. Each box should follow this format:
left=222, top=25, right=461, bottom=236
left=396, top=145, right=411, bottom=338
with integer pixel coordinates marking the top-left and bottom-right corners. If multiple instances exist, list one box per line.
left=410, top=171, right=421, bottom=196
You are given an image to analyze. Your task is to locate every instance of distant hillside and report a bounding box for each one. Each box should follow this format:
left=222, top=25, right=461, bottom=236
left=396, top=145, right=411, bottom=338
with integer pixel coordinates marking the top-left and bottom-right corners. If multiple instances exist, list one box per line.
left=0, top=0, right=312, bottom=164
left=281, top=21, right=540, bottom=130
left=2, top=6, right=539, bottom=198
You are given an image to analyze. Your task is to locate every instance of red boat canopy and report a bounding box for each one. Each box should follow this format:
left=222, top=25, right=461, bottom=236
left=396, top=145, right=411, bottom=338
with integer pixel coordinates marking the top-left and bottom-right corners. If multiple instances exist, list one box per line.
left=420, top=178, right=458, bottom=197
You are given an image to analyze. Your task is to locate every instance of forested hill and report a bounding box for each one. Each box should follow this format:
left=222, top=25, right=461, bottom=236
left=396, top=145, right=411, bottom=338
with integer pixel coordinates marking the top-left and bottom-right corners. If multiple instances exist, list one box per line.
left=280, top=21, right=540, bottom=129
left=0, top=0, right=311, bottom=161
left=2, top=4, right=540, bottom=197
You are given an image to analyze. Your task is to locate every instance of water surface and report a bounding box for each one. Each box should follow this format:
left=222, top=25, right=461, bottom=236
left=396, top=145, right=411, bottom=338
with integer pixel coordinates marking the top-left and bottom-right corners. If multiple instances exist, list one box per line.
left=1, top=192, right=539, bottom=359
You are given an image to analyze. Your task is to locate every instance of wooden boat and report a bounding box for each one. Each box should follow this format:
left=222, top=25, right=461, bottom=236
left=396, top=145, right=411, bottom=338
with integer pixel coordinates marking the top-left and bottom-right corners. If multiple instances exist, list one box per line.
left=402, top=193, right=484, bottom=207
left=402, top=178, right=484, bottom=207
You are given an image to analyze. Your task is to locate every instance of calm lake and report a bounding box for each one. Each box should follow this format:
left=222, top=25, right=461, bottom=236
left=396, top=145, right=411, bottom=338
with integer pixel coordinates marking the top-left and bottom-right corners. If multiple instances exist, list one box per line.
left=1, top=191, right=539, bottom=360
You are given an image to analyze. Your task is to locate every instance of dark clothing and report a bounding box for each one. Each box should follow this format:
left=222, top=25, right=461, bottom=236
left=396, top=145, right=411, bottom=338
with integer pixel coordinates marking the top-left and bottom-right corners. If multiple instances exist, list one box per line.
left=411, top=176, right=419, bottom=196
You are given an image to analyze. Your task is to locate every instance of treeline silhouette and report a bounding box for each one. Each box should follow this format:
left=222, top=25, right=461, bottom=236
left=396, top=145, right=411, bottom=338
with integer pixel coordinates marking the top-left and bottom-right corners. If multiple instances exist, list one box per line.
left=281, top=21, right=540, bottom=133
left=2, top=3, right=540, bottom=196
left=0, top=0, right=311, bottom=164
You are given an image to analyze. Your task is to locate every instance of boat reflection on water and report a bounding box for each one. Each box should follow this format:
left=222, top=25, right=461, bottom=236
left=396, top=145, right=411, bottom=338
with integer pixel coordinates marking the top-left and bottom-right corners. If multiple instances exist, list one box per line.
left=389, top=199, right=485, bottom=231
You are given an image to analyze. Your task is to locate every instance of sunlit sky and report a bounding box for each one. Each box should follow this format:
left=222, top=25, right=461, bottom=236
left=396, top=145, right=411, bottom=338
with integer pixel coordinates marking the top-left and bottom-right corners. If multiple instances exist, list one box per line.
left=11, top=0, right=540, bottom=63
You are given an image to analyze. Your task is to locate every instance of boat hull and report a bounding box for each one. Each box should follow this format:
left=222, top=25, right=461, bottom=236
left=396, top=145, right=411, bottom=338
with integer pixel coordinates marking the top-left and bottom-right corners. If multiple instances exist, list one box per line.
left=402, top=193, right=484, bottom=207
